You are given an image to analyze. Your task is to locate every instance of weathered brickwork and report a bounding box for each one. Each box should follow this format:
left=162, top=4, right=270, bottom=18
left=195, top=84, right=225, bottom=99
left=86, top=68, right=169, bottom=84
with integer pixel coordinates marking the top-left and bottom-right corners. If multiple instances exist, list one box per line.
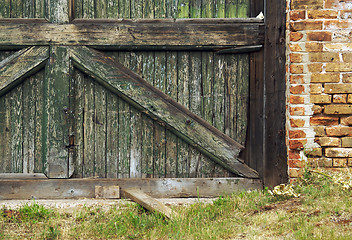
left=287, top=0, right=352, bottom=178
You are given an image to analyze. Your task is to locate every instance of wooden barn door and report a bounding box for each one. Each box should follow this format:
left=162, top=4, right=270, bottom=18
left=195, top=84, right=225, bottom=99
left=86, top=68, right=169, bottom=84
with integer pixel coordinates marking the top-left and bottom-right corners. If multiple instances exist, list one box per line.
left=0, top=0, right=267, bottom=181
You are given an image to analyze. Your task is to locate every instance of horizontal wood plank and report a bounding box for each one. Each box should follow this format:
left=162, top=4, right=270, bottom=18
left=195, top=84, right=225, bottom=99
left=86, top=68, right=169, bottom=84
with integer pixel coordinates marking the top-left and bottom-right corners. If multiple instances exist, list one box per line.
left=70, top=46, right=258, bottom=178
left=0, top=46, right=49, bottom=96
left=0, top=178, right=262, bottom=199
left=0, top=19, right=264, bottom=49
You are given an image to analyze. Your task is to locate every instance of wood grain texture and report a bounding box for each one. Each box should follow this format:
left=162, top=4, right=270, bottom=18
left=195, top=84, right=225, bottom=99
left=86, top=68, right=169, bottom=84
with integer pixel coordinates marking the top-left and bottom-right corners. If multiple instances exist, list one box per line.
left=0, top=19, right=264, bottom=49
left=70, top=46, right=258, bottom=178
left=0, top=178, right=262, bottom=199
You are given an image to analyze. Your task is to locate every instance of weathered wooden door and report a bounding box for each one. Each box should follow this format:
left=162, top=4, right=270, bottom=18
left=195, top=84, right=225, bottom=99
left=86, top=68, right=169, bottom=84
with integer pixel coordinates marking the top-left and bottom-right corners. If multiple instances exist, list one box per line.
left=0, top=0, right=264, bottom=180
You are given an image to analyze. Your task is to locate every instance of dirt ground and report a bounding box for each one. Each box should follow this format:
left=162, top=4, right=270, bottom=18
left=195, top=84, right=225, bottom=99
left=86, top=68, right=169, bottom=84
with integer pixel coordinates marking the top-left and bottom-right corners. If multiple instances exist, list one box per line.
left=0, top=198, right=216, bottom=213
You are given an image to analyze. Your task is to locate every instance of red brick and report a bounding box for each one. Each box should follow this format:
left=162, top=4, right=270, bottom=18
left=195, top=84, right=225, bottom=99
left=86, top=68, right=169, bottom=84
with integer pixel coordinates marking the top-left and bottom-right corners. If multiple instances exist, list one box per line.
left=307, top=32, right=332, bottom=41
left=313, top=126, right=326, bottom=136
left=291, top=0, right=323, bottom=10
left=289, top=130, right=306, bottom=139
left=348, top=158, right=352, bottom=167
left=315, top=137, right=340, bottom=147
left=290, top=75, right=305, bottom=84
left=326, top=126, right=352, bottom=137
left=310, top=116, right=339, bottom=126
left=290, top=10, right=306, bottom=20
left=309, top=52, right=339, bottom=62
left=290, top=106, right=305, bottom=116
left=341, top=10, right=352, bottom=19
left=288, top=150, right=301, bottom=160
left=333, top=158, right=348, bottom=167
left=290, top=96, right=305, bottom=104
left=310, top=95, right=331, bottom=104
left=290, top=85, right=305, bottom=94
left=312, top=105, right=323, bottom=114
left=307, top=10, right=338, bottom=19
left=342, top=73, right=352, bottom=83
left=289, top=44, right=302, bottom=52
left=289, top=140, right=307, bottom=150
left=290, top=118, right=306, bottom=128
left=308, top=63, right=323, bottom=72
left=290, top=32, right=304, bottom=41
left=288, top=159, right=305, bottom=168
left=290, top=21, right=322, bottom=31
left=341, top=116, right=352, bottom=126
left=333, top=94, right=347, bottom=103
left=290, top=64, right=304, bottom=74
left=311, top=73, right=339, bottom=83
left=305, top=148, right=322, bottom=157
left=348, top=94, right=352, bottom=103
left=290, top=53, right=303, bottom=63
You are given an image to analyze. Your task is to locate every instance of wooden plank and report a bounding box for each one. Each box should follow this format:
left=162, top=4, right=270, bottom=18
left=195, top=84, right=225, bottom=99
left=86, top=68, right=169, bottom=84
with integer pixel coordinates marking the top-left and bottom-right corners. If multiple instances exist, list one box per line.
left=263, top=0, right=288, bottom=187
left=190, top=0, right=202, bottom=18
left=143, top=0, right=154, bottom=18
left=165, top=51, right=178, bottom=177
left=106, top=91, right=119, bottom=178
left=0, top=0, right=10, bottom=18
left=177, top=0, right=189, bottom=18
left=213, top=54, right=225, bottom=133
left=10, top=84, right=23, bottom=173
left=154, top=0, right=166, bottom=18
left=47, top=0, right=69, bottom=23
left=95, top=0, right=107, bottom=18
left=35, top=0, right=45, bottom=18
left=44, top=46, right=70, bottom=178
left=0, top=47, right=49, bottom=97
left=95, top=185, right=120, bottom=198
left=123, top=188, right=177, bottom=219
left=0, top=20, right=265, bottom=48
left=82, top=0, right=95, bottom=18
left=119, top=0, right=131, bottom=18
left=94, top=82, right=107, bottom=177
left=0, top=92, right=11, bottom=172
left=0, top=178, right=262, bottom=199
left=70, top=46, right=258, bottom=178
left=215, top=0, right=225, bottom=18
left=83, top=75, right=96, bottom=177
left=23, top=0, right=35, bottom=18
left=11, top=0, right=22, bottom=18
left=34, top=70, right=44, bottom=173
left=130, top=0, right=143, bottom=18
left=177, top=52, right=190, bottom=178
left=0, top=173, right=47, bottom=179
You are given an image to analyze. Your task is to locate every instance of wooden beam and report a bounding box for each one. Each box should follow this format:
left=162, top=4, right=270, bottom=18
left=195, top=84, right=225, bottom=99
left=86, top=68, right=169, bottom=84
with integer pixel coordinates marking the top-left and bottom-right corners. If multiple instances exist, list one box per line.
left=123, top=188, right=177, bottom=219
left=0, top=46, right=49, bottom=97
left=0, top=178, right=262, bottom=199
left=0, top=18, right=264, bottom=49
left=70, top=46, right=259, bottom=178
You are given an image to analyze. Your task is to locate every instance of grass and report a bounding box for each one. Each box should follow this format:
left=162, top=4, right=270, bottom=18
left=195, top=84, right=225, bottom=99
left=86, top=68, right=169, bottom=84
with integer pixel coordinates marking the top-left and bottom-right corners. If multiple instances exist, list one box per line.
left=1, top=169, right=352, bottom=239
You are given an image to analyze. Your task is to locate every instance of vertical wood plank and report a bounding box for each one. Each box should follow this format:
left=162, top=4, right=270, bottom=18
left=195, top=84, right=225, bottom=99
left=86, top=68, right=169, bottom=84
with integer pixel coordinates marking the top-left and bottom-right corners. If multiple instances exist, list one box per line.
left=106, top=91, right=119, bottom=178
left=83, top=74, right=95, bottom=177
left=215, top=0, right=225, bottom=18
left=141, top=52, right=154, bottom=177
left=23, top=0, right=35, bottom=18
left=189, top=52, right=202, bottom=177
left=0, top=0, right=10, bottom=18
left=107, top=0, right=119, bottom=18
left=130, top=52, right=143, bottom=178
left=166, top=0, right=177, bottom=18
left=44, top=46, right=70, bottom=178
left=48, top=0, right=69, bottom=23
left=154, top=51, right=166, bottom=177
left=74, top=0, right=83, bottom=18
left=10, top=84, right=23, bottom=173
left=224, top=55, right=237, bottom=138
left=22, top=76, right=36, bottom=173
left=34, top=70, right=44, bottom=173
left=155, top=0, right=166, bottom=18
left=95, top=0, right=107, bottom=18
left=11, top=0, right=23, bottom=18
left=177, top=0, right=189, bottom=18
left=176, top=51, right=189, bottom=177
left=143, top=0, right=154, bottom=18
left=213, top=54, right=225, bottom=133
left=190, top=0, right=202, bottom=18
left=118, top=52, right=131, bottom=178
left=0, top=95, right=11, bottom=172
left=83, top=0, right=95, bottom=18
left=165, top=51, right=178, bottom=177
left=119, top=0, right=131, bottom=18
left=71, top=69, right=84, bottom=177
left=94, top=82, right=107, bottom=177
left=201, top=0, right=214, bottom=18
left=226, top=0, right=237, bottom=18
left=238, top=0, right=249, bottom=18
left=131, top=0, right=143, bottom=18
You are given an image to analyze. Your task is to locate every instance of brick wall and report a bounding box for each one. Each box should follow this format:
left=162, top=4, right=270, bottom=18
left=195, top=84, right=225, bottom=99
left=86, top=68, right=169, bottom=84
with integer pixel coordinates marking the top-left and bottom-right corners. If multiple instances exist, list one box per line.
left=287, top=0, right=352, bottom=178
